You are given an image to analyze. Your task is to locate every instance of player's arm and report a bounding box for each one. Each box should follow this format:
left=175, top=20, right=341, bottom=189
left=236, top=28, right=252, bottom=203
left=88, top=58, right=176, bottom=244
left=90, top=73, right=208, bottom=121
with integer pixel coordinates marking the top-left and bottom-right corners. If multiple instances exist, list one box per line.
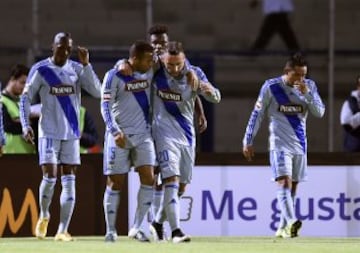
left=116, top=57, right=159, bottom=76
left=19, top=70, right=42, bottom=145
left=191, top=66, right=221, bottom=103
left=76, top=46, right=101, bottom=98
left=297, top=80, right=325, bottom=118
left=100, top=70, right=125, bottom=148
left=115, top=59, right=133, bottom=76
left=194, top=96, right=207, bottom=133
left=242, top=82, right=270, bottom=161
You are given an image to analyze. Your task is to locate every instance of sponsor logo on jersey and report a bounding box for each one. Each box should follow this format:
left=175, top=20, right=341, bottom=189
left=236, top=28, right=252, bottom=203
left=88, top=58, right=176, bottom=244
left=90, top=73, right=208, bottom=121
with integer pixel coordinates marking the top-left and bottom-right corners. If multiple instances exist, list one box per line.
left=278, top=104, right=303, bottom=114
left=125, top=80, right=149, bottom=92
left=157, top=90, right=182, bottom=101
left=49, top=84, right=75, bottom=96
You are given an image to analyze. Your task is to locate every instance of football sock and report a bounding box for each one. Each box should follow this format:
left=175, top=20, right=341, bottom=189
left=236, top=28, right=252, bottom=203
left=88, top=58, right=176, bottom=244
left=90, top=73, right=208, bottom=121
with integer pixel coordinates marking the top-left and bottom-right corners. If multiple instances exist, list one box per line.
left=162, top=182, right=180, bottom=232
left=103, top=186, right=121, bottom=234
left=277, top=187, right=296, bottom=225
left=151, top=190, right=164, bottom=221
left=39, top=176, right=56, bottom=219
left=132, top=184, right=153, bottom=229
left=57, top=175, right=75, bottom=234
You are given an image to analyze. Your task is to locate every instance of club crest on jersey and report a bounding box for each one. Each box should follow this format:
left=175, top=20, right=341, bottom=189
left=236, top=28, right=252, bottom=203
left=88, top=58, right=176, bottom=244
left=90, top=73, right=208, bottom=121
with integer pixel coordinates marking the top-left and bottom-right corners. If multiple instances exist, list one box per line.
left=157, top=90, right=182, bottom=101
left=103, top=92, right=111, bottom=101
left=125, top=80, right=149, bottom=92
left=49, top=84, right=75, bottom=96
left=278, top=104, right=303, bottom=114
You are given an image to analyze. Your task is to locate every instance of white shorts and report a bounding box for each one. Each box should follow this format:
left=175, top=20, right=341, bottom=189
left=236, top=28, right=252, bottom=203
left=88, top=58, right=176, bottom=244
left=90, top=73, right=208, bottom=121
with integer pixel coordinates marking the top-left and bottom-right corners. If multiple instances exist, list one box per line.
left=156, top=140, right=195, bottom=184
left=38, top=137, right=80, bottom=165
left=270, top=150, right=307, bottom=182
left=103, top=132, right=156, bottom=175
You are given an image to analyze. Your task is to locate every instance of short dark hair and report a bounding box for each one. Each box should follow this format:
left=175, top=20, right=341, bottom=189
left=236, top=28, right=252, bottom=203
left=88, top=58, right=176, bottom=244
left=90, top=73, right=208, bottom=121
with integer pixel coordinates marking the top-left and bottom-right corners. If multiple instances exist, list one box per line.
left=148, top=24, right=168, bottom=36
left=9, top=64, right=29, bottom=79
left=284, top=52, right=307, bottom=70
left=129, top=40, right=154, bottom=58
left=167, top=41, right=184, bottom=55
left=53, top=32, right=71, bottom=44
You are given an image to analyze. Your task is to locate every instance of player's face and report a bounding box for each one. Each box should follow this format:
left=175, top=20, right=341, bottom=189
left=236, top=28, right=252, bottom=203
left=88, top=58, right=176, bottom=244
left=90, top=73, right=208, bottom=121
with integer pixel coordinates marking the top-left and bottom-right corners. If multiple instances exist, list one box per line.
left=11, top=74, right=27, bottom=96
left=286, top=66, right=307, bottom=85
left=163, top=52, right=185, bottom=78
left=52, top=37, right=73, bottom=66
left=150, top=33, right=169, bottom=56
left=135, top=52, right=154, bottom=73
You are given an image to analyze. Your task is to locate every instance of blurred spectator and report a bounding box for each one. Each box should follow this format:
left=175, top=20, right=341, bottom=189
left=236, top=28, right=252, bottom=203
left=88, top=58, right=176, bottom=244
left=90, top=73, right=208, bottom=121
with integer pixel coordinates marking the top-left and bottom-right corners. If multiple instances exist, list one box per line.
left=250, top=0, right=300, bottom=53
left=340, top=76, right=360, bottom=152
left=79, top=105, right=100, bottom=153
left=0, top=64, right=38, bottom=153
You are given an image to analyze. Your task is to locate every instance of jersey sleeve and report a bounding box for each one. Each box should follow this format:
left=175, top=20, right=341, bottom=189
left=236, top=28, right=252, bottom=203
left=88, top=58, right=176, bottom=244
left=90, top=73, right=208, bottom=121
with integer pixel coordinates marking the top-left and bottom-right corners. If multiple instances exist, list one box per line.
left=75, top=63, right=101, bottom=98
left=101, top=69, right=122, bottom=136
left=243, top=81, right=271, bottom=147
left=192, top=66, right=221, bottom=103
left=20, top=69, right=42, bottom=132
left=303, top=80, right=325, bottom=118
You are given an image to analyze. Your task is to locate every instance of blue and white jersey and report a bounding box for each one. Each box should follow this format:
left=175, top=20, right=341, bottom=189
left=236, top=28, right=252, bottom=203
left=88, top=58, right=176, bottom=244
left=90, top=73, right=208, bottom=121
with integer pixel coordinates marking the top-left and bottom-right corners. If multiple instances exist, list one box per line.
left=152, top=65, right=221, bottom=147
left=243, top=76, right=325, bottom=154
left=20, top=57, right=101, bottom=140
left=0, top=82, right=5, bottom=145
left=101, top=68, right=154, bottom=136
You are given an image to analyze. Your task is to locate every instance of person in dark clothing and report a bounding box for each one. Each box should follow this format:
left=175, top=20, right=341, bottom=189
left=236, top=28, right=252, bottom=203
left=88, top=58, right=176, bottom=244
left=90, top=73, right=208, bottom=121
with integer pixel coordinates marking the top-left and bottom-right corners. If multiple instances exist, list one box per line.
left=250, top=0, right=300, bottom=53
left=79, top=105, right=99, bottom=153
left=340, top=76, right=360, bottom=152
left=1, top=64, right=38, bottom=153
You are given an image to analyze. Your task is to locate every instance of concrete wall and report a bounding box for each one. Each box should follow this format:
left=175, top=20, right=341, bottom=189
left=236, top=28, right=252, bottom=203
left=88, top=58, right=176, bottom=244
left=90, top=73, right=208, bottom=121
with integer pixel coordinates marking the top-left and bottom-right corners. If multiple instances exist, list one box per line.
left=0, top=0, right=358, bottom=152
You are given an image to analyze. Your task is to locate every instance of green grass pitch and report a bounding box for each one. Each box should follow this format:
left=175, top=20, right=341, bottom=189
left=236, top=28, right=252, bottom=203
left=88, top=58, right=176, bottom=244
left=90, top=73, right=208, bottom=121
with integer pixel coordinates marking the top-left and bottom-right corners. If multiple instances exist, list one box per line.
left=0, top=236, right=359, bottom=253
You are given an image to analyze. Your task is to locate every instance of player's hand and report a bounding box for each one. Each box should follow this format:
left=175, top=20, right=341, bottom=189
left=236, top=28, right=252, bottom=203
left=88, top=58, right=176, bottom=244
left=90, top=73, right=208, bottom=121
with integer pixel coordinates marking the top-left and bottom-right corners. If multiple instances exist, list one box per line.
left=186, top=70, right=200, bottom=91
left=23, top=127, right=35, bottom=145
left=118, top=61, right=133, bottom=76
left=197, top=113, right=207, bottom=133
left=243, top=145, right=255, bottom=162
left=294, top=81, right=309, bottom=94
left=199, top=82, right=215, bottom=96
left=77, top=46, right=89, bottom=66
left=114, top=132, right=126, bottom=148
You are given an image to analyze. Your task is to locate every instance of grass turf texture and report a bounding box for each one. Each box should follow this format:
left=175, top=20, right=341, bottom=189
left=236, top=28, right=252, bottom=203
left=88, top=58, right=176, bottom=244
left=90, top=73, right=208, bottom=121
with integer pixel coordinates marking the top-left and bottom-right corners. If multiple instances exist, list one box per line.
left=0, top=236, right=359, bottom=253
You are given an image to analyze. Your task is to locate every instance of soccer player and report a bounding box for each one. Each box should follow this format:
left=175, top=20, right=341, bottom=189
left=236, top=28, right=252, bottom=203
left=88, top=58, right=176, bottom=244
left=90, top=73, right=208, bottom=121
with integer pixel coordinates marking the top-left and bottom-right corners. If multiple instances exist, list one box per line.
left=147, top=24, right=208, bottom=231
left=149, top=41, right=221, bottom=243
left=117, top=24, right=208, bottom=238
left=242, top=53, right=325, bottom=238
left=20, top=32, right=101, bottom=241
left=101, top=41, right=156, bottom=243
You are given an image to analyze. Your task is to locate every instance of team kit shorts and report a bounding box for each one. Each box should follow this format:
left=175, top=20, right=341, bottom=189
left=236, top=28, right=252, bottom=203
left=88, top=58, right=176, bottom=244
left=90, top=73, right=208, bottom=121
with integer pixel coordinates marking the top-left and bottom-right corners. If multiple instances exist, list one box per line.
left=103, top=132, right=156, bottom=175
left=155, top=140, right=195, bottom=184
left=38, top=137, right=80, bottom=165
left=270, top=150, right=307, bottom=182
